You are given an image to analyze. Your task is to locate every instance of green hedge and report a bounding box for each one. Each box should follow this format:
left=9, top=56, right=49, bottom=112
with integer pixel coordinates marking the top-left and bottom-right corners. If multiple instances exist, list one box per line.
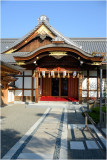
left=83, top=106, right=106, bottom=124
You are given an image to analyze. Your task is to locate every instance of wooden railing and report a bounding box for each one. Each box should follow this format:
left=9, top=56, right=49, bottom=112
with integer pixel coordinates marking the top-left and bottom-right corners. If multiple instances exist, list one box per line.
left=102, top=111, right=107, bottom=127
left=81, top=108, right=106, bottom=159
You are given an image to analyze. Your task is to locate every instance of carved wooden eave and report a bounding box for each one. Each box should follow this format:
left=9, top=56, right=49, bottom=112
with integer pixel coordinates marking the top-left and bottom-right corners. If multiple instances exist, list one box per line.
left=13, top=45, right=104, bottom=64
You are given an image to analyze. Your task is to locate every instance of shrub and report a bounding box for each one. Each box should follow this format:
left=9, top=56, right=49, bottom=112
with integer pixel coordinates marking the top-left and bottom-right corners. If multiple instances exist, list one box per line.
left=82, top=106, right=106, bottom=124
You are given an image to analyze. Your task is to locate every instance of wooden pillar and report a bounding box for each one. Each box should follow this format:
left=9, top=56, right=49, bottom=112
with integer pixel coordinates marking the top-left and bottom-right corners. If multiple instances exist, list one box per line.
left=87, top=70, right=89, bottom=100
left=97, top=68, right=99, bottom=99
left=79, top=73, right=82, bottom=104
left=22, top=71, right=24, bottom=102
left=35, top=71, right=39, bottom=103
left=31, top=70, right=34, bottom=102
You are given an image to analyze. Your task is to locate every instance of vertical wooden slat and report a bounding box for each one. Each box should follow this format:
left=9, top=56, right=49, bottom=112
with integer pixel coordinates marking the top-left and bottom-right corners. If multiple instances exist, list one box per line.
left=50, top=77, right=52, bottom=96
left=59, top=78, right=61, bottom=97
left=31, top=70, right=34, bottom=102
left=70, top=76, right=71, bottom=97
left=35, top=71, right=39, bottom=103
left=70, top=77, right=73, bottom=97
left=22, top=71, right=24, bottom=102
left=87, top=70, right=89, bottom=100
left=97, top=68, right=99, bottom=98
left=68, top=77, right=69, bottom=97
left=79, top=73, right=82, bottom=104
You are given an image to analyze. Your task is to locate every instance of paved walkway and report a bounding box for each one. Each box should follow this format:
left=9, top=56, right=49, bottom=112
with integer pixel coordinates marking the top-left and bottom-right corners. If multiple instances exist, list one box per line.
left=1, top=102, right=106, bottom=159
left=67, top=106, right=106, bottom=159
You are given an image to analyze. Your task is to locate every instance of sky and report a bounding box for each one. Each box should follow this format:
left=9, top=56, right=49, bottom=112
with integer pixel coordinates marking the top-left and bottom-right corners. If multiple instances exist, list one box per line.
left=1, top=1, right=106, bottom=38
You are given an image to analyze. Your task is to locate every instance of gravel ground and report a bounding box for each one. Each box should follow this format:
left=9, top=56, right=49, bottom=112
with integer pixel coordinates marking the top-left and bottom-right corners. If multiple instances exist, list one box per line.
left=1, top=104, right=47, bottom=158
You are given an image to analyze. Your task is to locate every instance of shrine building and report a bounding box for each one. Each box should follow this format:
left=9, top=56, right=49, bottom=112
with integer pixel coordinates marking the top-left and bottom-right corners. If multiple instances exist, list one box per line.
left=1, top=15, right=106, bottom=106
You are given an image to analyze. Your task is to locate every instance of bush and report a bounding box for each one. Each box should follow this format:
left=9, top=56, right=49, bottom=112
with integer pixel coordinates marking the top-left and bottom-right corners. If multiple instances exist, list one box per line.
left=82, top=106, right=106, bottom=124
left=88, top=112, right=99, bottom=124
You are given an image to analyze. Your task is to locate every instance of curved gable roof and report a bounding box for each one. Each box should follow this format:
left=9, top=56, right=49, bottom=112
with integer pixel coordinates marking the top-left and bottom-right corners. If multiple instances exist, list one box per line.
left=2, top=17, right=82, bottom=54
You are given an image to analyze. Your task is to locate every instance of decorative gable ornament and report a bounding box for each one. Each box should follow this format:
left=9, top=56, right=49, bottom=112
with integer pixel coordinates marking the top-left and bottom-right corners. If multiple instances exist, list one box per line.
left=49, top=52, right=67, bottom=59
left=38, top=15, right=49, bottom=24
left=52, top=36, right=64, bottom=43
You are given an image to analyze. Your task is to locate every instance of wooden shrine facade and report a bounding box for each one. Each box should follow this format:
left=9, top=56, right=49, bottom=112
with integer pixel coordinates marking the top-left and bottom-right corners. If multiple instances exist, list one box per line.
left=1, top=15, right=106, bottom=104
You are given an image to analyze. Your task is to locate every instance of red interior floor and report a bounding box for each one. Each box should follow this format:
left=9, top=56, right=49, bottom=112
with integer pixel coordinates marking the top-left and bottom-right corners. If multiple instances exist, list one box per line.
left=40, top=96, right=78, bottom=102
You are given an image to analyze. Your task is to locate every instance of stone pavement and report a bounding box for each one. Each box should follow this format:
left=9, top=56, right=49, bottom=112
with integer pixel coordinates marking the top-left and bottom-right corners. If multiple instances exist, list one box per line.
left=1, top=104, right=47, bottom=158
left=67, top=106, right=106, bottom=159
left=1, top=102, right=106, bottom=159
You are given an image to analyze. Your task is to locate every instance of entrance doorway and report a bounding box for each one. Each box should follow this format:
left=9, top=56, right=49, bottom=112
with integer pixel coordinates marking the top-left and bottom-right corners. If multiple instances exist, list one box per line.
left=42, top=76, right=78, bottom=99
left=52, top=78, right=68, bottom=96
left=61, top=78, right=68, bottom=96
left=52, top=78, right=59, bottom=96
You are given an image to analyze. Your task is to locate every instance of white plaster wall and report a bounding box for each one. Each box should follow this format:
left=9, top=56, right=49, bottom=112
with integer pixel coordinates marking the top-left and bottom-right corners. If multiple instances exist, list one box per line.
left=8, top=90, right=14, bottom=102
left=24, top=90, right=31, bottom=96
left=83, top=71, right=87, bottom=76
left=82, top=91, right=87, bottom=97
left=24, top=70, right=32, bottom=75
left=33, top=90, right=35, bottom=96
left=15, top=90, right=22, bottom=96
left=15, top=77, right=22, bottom=88
left=82, top=78, right=87, bottom=89
left=89, top=91, right=97, bottom=97
left=89, top=71, right=97, bottom=76
left=24, top=77, right=32, bottom=89
left=89, top=78, right=97, bottom=90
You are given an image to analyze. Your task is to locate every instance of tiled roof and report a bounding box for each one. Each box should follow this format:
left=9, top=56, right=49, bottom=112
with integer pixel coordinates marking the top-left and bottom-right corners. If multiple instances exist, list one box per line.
left=0, top=38, right=19, bottom=53
left=1, top=54, right=16, bottom=63
left=70, top=38, right=107, bottom=54
left=1, top=60, right=24, bottom=71
left=1, top=37, right=106, bottom=55
left=1, top=52, right=30, bottom=63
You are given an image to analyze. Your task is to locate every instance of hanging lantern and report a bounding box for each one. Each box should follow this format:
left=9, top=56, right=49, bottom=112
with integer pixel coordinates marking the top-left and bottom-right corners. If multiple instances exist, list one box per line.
left=53, top=74, right=55, bottom=78
left=39, top=72, right=41, bottom=78
left=57, top=72, right=60, bottom=78
left=42, top=71, right=45, bottom=78
left=63, top=71, right=66, bottom=78
left=73, top=75, right=75, bottom=78
left=67, top=73, right=70, bottom=78
left=48, top=72, right=51, bottom=78
left=32, top=72, right=35, bottom=78
left=77, top=73, right=79, bottom=78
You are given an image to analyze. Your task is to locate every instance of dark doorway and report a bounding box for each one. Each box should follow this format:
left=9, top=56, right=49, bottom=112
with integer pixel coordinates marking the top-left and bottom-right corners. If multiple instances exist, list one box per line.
left=61, top=78, right=68, bottom=96
left=52, top=78, right=59, bottom=96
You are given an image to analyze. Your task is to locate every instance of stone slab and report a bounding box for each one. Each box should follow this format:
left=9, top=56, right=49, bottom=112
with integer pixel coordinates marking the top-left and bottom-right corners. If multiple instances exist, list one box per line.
left=70, top=141, right=85, bottom=150
left=18, top=153, right=53, bottom=159
left=86, top=140, right=99, bottom=149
